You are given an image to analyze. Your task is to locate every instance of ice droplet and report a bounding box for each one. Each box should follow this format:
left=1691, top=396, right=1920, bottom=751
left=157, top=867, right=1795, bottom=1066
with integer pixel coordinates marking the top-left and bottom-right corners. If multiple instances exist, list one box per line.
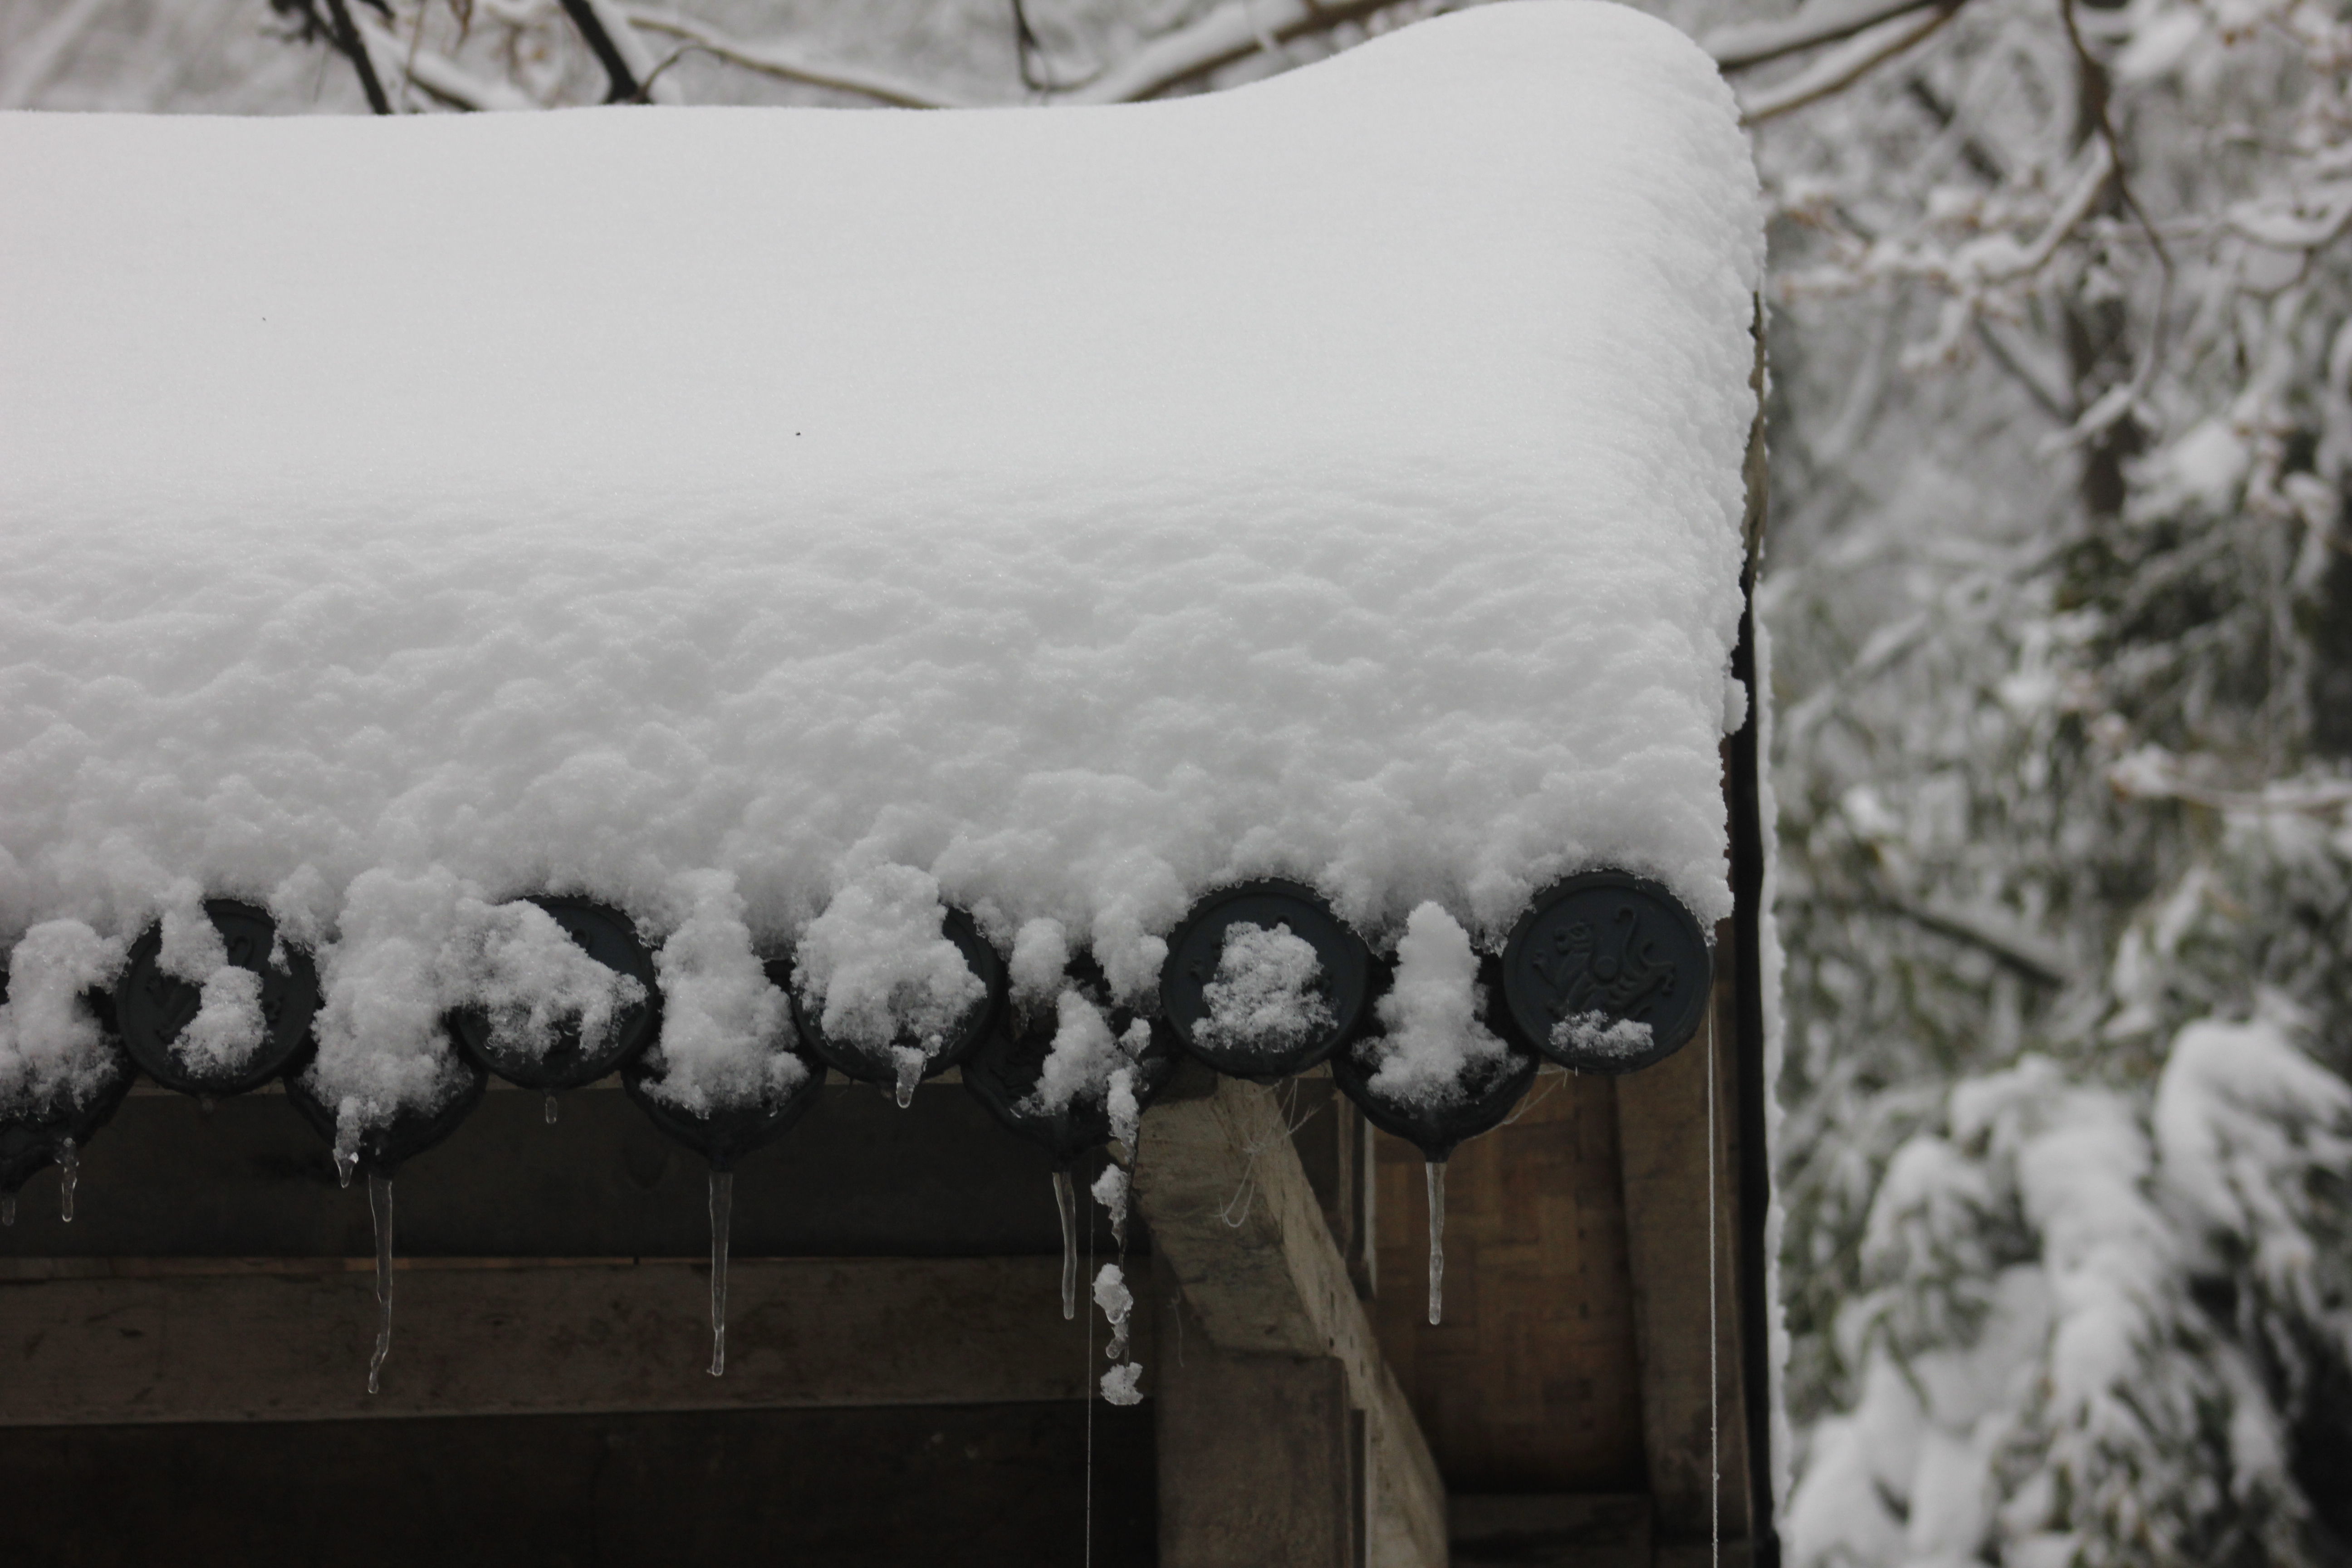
left=707, top=1167, right=734, bottom=1378
left=1091, top=1163, right=1130, bottom=1253
left=892, top=1046, right=924, bottom=1109
left=1094, top=1263, right=1133, bottom=1361
left=1052, top=1168, right=1078, bottom=1321
left=366, top=1174, right=395, bottom=1395
left=333, top=1144, right=358, bottom=1190
left=1425, top=1159, right=1446, bottom=1326
left=56, top=1137, right=78, bottom=1224
left=544, top=1093, right=559, bottom=1125
left=1101, top=1363, right=1144, bottom=1406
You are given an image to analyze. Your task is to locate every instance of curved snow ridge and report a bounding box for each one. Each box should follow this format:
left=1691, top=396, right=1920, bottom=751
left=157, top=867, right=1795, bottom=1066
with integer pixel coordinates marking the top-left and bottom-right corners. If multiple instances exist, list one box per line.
left=0, top=3, right=1761, bottom=1002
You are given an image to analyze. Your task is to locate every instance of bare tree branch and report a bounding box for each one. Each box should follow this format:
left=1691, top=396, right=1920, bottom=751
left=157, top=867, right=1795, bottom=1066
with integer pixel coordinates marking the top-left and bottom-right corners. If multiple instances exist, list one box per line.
left=350, top=9, right=535, bottom=111
left=1065, top=0, right=1396, bottom=105
left=1706, top=0, right=1960, bottom=74
left=624, top=9, right=964, bottom=109
left=1820, top=887, right=2081, bottom=987
left=1740, top=1, right=1960, bottom=124
left=557, top=0, right=679, bottom=103
left=321, top=0, right=393, bottom=115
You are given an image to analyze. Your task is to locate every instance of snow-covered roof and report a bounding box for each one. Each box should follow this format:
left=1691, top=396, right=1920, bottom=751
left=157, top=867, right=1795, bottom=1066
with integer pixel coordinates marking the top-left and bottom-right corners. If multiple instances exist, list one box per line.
left=0, top=1, right=1761, bottom=1002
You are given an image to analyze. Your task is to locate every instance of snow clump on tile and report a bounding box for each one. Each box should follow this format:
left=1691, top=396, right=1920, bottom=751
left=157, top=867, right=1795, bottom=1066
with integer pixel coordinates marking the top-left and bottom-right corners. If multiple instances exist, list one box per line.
left=794, top=864, right=982, bottom=1067
left=1032, top=990, right=1152, bottom=1125
left=154, top=886, right=270, bottom=1076
left=1552, top=1011, right=1653, bottom=1063
left=450, top=900, right=644, bottom=1065
left=645, top=873, right=806, bottom=1114
left=303, top=869, right=481, bottom=1156
left=1194, top=922, right=1333, bottom=1059
left=0, top=921, right=127, bottom=1112
left=1363, top=903, right=1509, bottom=1107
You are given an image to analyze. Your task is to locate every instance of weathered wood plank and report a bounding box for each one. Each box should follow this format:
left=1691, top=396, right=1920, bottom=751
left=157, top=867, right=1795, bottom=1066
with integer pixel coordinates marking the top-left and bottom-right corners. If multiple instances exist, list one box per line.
left=1137, top=1067, right=1447, bottom=1568
left=1154, top=1288, right=1363, bottom=1568
left=1614, top=973, right=1751, bottom=1551
left=1372, top=1067, right=1646, bottom=1494
left=0, top=1254, right=1136, bottom=1425
left=1447, top=1493, right=1651, bottom=1568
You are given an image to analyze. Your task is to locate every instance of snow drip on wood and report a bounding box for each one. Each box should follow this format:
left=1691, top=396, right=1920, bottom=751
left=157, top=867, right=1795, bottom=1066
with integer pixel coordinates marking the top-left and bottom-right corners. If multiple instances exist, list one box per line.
left=0, top=2, right=1761, bottom=1128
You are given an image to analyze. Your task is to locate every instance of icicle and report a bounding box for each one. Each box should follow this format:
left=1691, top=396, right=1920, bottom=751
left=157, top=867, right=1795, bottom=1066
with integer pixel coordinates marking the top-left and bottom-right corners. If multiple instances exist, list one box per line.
left=1, top=1192, right=15, bottom=1227
left=333, top=1145, right=358, bottom=1189
left=1052, top=1168, right=1078, bottom=1320
left=1425, top=1159, right=1446, bottom=1326
left=891, top=1045, right=924, bottom=1108
left=56, top=1137, right=78, bottom=1224
left=198, top=1094, right=217, bottom=1116
left=366, top=1174, right=395, bottom=1395
left=707, top=1167, right=734, bottom=1378
left=544, top=1093, right=559, bottom=1125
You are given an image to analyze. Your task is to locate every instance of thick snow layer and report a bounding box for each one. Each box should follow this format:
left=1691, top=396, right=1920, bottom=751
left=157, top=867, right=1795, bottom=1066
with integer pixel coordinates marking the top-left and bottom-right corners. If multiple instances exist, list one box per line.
left=0, top=3, right=1761, bottom=1109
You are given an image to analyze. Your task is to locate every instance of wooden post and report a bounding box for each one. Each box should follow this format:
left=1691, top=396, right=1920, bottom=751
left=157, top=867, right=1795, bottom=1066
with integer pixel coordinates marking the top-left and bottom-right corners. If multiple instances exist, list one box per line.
left=1615, top=975, right=1751, bottom=1566
left=1137, top=1065, right=1446, bottom=1568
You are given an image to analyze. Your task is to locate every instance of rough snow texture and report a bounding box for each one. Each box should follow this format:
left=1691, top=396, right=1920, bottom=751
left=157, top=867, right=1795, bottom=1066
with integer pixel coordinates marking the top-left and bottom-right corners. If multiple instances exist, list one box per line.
left=643, top=872, right=805, bottom=1114
left=1362, top=903, right=1509, bottom=1107
left=1031, top=990, right=1151, bottom=1119
left=459, top=901, right=645, bottom=1065
left=0, top=4, right=1760, bottom=1118
left=1193, top=921, right=1333, bottom=1059
left=1550, top=1010, right=1653, bottom=1062
left=156, top=888, right=269, bottom=1075
left=790, top=864, right=981, bottom=1062
left=0, top=920, right=126, bottom=1112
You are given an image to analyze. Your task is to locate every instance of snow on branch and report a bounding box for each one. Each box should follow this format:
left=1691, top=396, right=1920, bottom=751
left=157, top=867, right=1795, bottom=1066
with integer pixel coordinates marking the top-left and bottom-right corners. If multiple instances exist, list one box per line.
left=1738, top=1, right=1960, bottom=124
left=1064, top=0, right=1396, bottom=104
left=1704, top=0, right=1960, bottom=73
left=623, top=9, right=966, bottom=109
left=350, top=10, right=536, bottom=112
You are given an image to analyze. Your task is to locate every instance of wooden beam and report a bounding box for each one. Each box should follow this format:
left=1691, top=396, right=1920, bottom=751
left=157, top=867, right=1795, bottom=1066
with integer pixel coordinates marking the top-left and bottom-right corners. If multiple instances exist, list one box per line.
left=1613, top=974, right=1751, bottom=1553
left=1448, top=1493, right=1651, bottom=1568
left=1154, top=1288, right=1365, bottom=1568
left=1137, top=1067, right=1446, bottom=1568
left=0, top=1254, right=1134, bottom=1425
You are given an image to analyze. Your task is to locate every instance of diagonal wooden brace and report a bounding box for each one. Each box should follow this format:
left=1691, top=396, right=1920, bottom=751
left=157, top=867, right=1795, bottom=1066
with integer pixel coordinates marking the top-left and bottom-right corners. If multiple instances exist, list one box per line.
left=1138, top=1068, right=1447, bottom=1568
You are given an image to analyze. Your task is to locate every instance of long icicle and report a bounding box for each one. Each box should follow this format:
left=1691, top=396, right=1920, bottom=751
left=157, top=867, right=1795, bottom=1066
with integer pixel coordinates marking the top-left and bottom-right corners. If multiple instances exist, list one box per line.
left=366, top=1173, right=395, bottom=1394
left=56, top=1137, right=78, bottom=1223
left=1053, top=1167, right=1079, bottom=1320
left=708, top=1166, right=734, bottom=1377
left=1426, top=1158, right=1446, bottom=1326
